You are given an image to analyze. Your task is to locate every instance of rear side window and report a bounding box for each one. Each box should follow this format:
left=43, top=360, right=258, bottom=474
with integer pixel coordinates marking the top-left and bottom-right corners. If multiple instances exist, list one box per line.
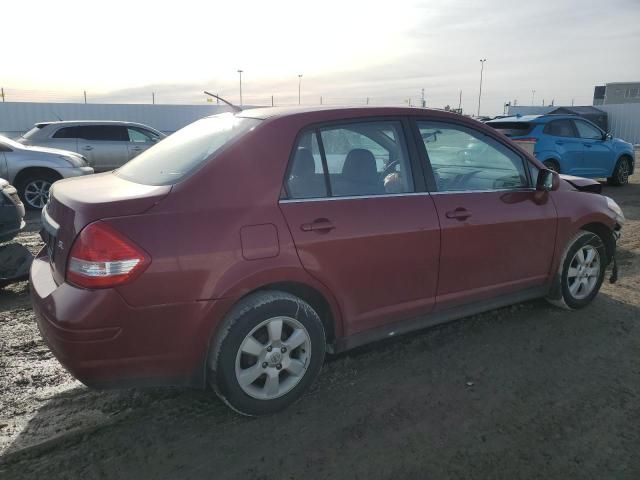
left=286, top=132, right=327, bottom=199
left=79, top=125, right=128, bottom=141
left=487, top=122, right=533, bottom=137
left=53, top=126, right=82, bottom=139
left=128, top=127, right=155, bottom=143
left=116, top=113, right=261, bottom=186
left=285, top=120, right=414, bottom=199
left=544, top=120, right=576, bottom=137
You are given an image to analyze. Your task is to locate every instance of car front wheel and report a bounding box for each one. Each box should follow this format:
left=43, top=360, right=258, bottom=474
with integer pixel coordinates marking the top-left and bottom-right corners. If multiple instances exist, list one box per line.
left=547, top=230, right=607, bottom=309
left=18, top=172, right=60, bottom=210
left=608, top=157, right=630, bottom=186
left=209, top=291, right=326, bottom=416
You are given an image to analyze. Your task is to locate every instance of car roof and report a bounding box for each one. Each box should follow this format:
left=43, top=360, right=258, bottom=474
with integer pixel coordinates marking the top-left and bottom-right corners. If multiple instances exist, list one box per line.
left=236, top=105, right=452, bottom=121
left=36, top=120, right=158, bottom=129
left=486, top=114, right=585, bottom=124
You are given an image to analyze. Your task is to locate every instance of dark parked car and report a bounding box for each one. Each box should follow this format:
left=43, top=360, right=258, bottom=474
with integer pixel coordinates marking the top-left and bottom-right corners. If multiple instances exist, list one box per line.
left=31, top=107, right=624, bottom=415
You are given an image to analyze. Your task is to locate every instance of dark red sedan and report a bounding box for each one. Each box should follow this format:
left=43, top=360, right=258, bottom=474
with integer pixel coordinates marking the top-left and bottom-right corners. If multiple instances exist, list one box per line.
left=31, top=106, right=624, bottom=415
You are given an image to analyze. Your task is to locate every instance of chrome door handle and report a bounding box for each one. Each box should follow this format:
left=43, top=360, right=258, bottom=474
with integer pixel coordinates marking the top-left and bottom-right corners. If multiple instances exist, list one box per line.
left=82, top=145, right=93, bottom=151
left=555, top=141, right=564, bottom=145
left=301, top=219, right=335, bottom=233
left=445, top=208, right=471, bottom=221
left=131, top=146, right=143, bottom=151
left=583, top=143, right=592, bottom=148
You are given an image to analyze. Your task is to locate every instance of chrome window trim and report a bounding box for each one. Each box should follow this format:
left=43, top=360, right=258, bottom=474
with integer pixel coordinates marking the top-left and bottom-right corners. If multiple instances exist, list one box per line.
left=279, top=188, right=537, bottom=203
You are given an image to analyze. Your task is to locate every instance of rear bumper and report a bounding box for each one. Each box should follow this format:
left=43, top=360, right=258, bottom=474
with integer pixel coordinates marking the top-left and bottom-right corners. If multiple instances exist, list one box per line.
left=30, top=254, right=234, bottom=389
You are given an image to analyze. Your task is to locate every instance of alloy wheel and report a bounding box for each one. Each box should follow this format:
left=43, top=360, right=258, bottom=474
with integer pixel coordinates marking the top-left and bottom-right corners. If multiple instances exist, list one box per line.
left=566, top=245, right=601, bottom=300
left=235, top=316, right=311, bottom=400
left=24, top=180, right=51, bottom=209
left=618, top=159, right=629, bottom=185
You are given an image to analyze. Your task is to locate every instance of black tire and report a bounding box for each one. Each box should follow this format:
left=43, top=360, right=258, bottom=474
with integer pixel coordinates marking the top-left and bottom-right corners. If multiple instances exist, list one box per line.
left=607, top=157, right=631, bottom=186
left=209, top=291, right=326, bottom=416
left=17, top=171, right=60, bottom=210
left=547, top=231, right=607, bottom=310
left=543, top=159, right=560, bottom=173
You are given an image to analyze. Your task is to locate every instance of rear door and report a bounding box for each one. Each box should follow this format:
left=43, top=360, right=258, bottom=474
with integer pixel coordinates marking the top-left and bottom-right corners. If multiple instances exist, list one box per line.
left=415, top=120, right=557, bottom=310
left=77, top=125, right=130, bottom=171
left=47, top=126, right=81, bottom=153
left=572, top=119, right=611, bottom=176
left=279, top=119, right=440, bottom=336
left=542, top=119, right=583, bottom=174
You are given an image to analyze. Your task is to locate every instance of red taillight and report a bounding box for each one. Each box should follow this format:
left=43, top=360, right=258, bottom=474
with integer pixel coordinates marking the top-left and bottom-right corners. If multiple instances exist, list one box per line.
left=66, top=221, right=150, bottom=289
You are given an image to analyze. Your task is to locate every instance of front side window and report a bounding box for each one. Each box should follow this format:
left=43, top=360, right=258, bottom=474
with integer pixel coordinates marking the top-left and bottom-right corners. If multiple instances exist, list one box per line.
left=128, top=127, right=155, bottom=143
left=418, top=122, right=528, bottom=192
left=573, top=120, right=602, bottom=140
left=117, top=113, right=261, bottom=186
left=320, top=121, right=413, bottom=196
left=544, top=120, right=575, bottom=137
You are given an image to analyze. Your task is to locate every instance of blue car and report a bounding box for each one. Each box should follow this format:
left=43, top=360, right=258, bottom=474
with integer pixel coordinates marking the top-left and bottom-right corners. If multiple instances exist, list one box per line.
left=487, top=114, right=635, bottom=185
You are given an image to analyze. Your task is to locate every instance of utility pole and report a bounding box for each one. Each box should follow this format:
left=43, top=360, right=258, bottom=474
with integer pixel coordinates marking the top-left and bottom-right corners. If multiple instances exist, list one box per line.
left=152, top=92, right=155, bottom=104
left=366, top=97, right=369, bottom=105
left=421, top=88, right=425, bottom=108
left=571, top=98, right=575, bottom=106
left=298, top=74, right=303, bottom=105
left=320, top=96, right=323, bottom=105
left=458, top=90, right=462, bottom=112
left=271, top=95, right=274, bottom=107
left=477, top=58, right=487, bottom=117
left=237, top=69, right=243, bottom=106
left=1, top=87, right=4, bottom=103
left=531, top=90, right=536, bottom=105
left=84, top=90, right=87, bottom=104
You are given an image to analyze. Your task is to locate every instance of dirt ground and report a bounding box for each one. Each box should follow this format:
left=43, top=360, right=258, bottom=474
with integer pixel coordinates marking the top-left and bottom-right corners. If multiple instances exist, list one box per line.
left=1, top=170, right=639, bottom=479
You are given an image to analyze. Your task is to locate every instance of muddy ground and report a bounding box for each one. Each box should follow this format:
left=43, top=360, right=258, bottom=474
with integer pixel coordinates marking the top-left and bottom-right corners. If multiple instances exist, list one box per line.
left=1, top=172, right=639, bottom=479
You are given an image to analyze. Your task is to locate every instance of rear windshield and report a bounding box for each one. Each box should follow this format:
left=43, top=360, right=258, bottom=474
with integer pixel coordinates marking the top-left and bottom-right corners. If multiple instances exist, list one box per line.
left=116, top=113, right=261, bottom=186
left=487, top=122, right=533, bottom=137
left=22, top=124, right=49, bottom=140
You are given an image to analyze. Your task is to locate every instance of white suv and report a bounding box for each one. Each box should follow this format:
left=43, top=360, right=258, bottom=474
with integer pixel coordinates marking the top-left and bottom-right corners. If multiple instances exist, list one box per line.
left=19, top=121, right=165, bottom=172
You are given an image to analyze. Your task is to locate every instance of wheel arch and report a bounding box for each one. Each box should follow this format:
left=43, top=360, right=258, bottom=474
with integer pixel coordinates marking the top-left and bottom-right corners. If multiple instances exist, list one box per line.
left=13, top=166, right=62, bottom=187
left=579, top=221, right=616, bottom=264
left=615, top=153, right=635, bottom=175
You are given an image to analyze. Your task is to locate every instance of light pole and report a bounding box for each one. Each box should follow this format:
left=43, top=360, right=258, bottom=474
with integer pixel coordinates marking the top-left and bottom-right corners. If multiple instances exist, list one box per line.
left=531, top=90, right=536, bottom=105
left=477, top=59, right=487, bottom=117
left=237, top=69, right=243, bottom=106
left=298, top=74, right=303, bottom=105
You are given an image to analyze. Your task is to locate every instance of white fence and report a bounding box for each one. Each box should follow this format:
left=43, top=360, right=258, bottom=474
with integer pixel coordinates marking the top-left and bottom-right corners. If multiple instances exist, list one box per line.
left=599, top=104, right=640, bottom=146
left=0, top=102, right=233, bottom=138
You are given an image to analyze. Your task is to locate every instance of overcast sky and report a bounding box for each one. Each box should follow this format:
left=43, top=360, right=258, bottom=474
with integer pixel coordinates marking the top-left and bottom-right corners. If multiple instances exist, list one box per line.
left=3, top=0, right=639, bottom=115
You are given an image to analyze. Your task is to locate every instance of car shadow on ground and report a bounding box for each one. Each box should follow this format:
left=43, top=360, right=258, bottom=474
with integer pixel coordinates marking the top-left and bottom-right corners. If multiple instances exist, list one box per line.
left=2, top=292, right=640, bottom=479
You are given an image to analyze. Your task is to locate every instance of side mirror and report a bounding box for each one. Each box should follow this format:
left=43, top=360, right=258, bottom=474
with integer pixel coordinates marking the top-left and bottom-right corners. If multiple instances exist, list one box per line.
left=605, top=133, right=612, bottom=140
left=536, top=169, right=560, bottom=192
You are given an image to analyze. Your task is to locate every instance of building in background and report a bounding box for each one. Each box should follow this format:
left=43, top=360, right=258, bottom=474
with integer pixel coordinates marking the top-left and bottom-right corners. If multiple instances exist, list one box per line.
left=593, top=82, right=640, bottom=105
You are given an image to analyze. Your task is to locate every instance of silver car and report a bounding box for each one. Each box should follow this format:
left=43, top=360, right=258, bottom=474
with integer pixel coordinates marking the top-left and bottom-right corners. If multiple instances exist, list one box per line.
left=18, top=120, right=165, bottom=173
left=0, top=135, right=93, bottom=209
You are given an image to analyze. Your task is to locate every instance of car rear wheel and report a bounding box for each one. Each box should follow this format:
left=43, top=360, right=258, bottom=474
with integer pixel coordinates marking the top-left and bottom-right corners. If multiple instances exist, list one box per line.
left=607, top=157, right=630, bottom=186
left=18, top=172, right=60, bottom=210
left=209, top=291, right=326, bottom=416
left=543, top=159, right=560, bottom=173
left=547, top=230, right=607, bottom=309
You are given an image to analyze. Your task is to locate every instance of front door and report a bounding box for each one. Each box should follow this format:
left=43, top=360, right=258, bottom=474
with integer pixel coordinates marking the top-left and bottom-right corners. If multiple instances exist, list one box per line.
left=126, top=127, right=157, bottom=160
left=415, top=120, right=557, bottom=310
left=279, top=120, right=440, bottom=336
left=573, top=119, right=611, bottom=177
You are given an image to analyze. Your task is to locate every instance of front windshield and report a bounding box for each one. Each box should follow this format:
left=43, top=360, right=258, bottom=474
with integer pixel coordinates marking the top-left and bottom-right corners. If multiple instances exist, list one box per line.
left=116, top=113, right=261, bottom=186
left=0, top=135, right=24, bottom=150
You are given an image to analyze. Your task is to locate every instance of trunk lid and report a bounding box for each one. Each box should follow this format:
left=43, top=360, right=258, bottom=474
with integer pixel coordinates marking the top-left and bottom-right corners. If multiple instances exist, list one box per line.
left=43, top=172, right=171, bottom=284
